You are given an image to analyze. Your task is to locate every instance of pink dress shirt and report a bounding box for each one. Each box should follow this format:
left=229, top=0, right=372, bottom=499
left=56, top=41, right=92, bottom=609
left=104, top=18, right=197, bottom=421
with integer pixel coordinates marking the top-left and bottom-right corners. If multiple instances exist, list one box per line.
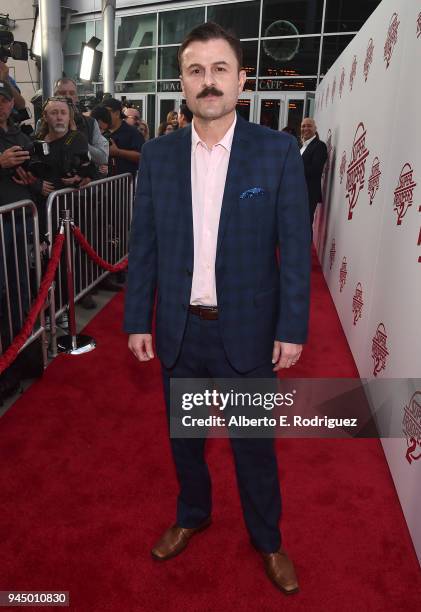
left=190, top=115, right=237, bottom=306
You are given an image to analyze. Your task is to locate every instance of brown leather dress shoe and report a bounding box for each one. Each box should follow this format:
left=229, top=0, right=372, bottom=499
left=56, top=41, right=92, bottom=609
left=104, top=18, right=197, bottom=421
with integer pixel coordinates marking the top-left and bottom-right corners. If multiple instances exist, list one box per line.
left=260, top=548, right=299, bottom=595
left=151, top=518, right=211, bottom=561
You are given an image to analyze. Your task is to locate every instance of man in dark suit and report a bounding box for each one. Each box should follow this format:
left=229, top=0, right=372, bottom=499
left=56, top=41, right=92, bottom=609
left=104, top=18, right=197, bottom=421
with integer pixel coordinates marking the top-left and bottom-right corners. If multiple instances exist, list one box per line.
left=300, top=118, right=327, bottom=233
left=124, top=22, right=311, bottom=595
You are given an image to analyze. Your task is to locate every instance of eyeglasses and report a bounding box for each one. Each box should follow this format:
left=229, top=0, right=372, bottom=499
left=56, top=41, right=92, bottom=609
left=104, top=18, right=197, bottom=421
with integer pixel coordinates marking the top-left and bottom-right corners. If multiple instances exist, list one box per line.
left=42, top=96, right=75, bottom=110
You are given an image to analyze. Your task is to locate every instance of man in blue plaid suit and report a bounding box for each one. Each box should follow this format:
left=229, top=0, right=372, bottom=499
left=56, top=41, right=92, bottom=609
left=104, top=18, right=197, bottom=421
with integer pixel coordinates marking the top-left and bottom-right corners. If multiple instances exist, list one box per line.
left=124, top=22, right=310, bottom=595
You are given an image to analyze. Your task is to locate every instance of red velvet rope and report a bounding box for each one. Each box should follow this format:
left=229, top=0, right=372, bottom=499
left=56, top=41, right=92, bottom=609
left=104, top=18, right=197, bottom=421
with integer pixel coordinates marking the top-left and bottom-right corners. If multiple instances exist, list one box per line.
left=71, top=226, right=128, bottom=272
left=0, top=232, right=65, bottom=375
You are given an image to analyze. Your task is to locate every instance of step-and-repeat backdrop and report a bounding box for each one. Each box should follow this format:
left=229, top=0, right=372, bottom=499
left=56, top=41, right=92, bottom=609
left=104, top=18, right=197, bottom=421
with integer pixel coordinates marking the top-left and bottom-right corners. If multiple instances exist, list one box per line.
left=314, top=0, right=421, bottom=564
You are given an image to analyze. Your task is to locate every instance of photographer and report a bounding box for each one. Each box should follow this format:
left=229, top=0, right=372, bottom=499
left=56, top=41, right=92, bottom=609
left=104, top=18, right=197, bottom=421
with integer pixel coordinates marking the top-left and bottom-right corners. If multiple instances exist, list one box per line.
left=53, top=78, right=108, bottom=167
left=31, top=96, right=97, bottom=235
left=103, top=98, right=144, bottom=179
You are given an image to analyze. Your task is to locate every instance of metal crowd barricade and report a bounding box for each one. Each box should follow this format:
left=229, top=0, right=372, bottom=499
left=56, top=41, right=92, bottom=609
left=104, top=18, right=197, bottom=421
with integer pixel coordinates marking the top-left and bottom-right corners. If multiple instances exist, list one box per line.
left=46, top=173, right=134, bottom=355
left=0, top=200, right=47, bottom=368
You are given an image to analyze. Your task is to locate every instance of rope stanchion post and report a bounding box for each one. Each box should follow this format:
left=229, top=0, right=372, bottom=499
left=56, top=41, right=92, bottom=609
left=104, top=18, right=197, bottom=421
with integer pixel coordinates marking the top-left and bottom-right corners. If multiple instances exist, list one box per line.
left=56, top=211, right=96, bottom=355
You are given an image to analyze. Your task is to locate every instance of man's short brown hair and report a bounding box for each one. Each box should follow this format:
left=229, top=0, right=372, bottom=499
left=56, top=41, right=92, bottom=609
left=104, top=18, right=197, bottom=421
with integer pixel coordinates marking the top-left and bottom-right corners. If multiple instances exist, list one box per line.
left=178, top=21, right=243, bottom=72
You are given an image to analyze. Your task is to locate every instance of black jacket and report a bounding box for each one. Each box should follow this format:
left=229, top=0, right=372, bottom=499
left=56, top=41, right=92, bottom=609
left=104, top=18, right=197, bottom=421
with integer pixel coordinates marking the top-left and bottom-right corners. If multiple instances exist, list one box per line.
left=301, top=137, right=327, bottom=208
left=0, top=123, right=33, bottom=206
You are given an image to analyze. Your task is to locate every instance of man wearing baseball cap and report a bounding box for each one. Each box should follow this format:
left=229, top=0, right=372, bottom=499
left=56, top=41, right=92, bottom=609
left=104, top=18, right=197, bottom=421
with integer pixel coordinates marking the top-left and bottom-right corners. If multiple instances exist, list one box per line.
left=103, top=97, right=144, bottom=179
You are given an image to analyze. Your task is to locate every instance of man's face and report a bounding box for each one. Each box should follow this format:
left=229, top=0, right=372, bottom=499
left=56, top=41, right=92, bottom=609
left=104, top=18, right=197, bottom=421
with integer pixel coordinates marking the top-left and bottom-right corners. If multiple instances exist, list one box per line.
left=55, top=81, right=78, bottom=104
left=180, top=38, right=246, bottom=121
left=0, top=94, right=13, bottom=125
left=44, top=101, right=70, bottom=135
left=301, top=119, right=316, bottom=142
left=124, top=108, right=141, bottom=127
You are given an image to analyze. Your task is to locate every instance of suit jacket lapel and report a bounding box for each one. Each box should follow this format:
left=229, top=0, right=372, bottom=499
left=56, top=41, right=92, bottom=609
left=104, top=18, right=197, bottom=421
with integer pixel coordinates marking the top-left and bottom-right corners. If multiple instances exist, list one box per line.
left=216, top=115, right=250, bottom=261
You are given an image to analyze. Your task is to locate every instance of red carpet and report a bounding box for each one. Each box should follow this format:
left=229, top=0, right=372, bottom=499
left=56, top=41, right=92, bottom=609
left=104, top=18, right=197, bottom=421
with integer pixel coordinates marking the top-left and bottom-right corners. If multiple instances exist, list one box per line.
left=0, top=252, right=420, bottom=611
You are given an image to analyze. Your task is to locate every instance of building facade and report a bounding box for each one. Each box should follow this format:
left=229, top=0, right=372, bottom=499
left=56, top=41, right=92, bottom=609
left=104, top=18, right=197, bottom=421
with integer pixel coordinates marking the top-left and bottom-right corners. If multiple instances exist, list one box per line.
left=6, top=0, right=382, bottom=136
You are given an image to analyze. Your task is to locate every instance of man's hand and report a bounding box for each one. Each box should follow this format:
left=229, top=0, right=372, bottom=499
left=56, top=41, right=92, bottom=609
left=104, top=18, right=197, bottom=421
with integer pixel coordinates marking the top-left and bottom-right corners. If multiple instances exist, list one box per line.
left=78, top=177, right=92, bottom=188
left=12, top=167, right=36, bottom=185
left=0, top=146, right=30, bottom=169
left=61, top=175, right=82, bottom=186
left=41, top=180, right=55, bottom=197
left=272, top=341, right=302, bottom=371
left=128, top=333, right=154, bottom=362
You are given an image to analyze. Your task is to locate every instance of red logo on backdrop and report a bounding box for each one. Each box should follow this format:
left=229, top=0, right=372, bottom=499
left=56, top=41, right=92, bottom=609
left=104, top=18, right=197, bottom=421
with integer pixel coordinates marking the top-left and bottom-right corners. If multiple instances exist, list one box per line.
left=402, top=392, right=421, bottom=464
left=368, top=157, right=381, bottom=205
left=371, top=323, right=389, bottom=376
left=384, top=12, right=400, bottom=68
left=339, top=257, right=347, bottom=292
left=326, top=84, right=330, bottom=107
left=352, top=282, right=363, bottom=324
left=417, top=12, right=421, bottom=38
left=364, top=38, right=374, bottom=81
left=393, top=163, right=417, bottom=225
left=329, top=239, right=336, bottom=269
left=349, top=55, right=357, bottom=91
left=339, top=68, right=345, bottom=98
left=331, top=77, right=336, bottom=103
left=340, top=151, right=347, bottom=184
left=346, top=122, right=370, bottom=220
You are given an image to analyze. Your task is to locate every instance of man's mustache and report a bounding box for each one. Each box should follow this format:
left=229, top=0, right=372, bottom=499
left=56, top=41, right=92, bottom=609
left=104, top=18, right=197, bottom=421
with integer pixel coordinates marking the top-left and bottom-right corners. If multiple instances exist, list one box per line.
left=197, top=87, right=223, bottom=99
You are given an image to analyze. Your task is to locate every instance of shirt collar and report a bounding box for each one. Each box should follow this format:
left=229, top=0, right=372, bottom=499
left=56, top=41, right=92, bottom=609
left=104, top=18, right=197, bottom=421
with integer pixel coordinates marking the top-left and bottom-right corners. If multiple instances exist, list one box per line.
left=192, top=113, right=237, bottom=152
left=302, top=134, right=317, bottom=147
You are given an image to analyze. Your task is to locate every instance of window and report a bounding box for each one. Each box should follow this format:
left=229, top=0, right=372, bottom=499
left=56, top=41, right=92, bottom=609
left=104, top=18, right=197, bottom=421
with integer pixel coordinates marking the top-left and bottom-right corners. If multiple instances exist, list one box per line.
left=116, top=13, right=156, bottom=48
left=158, top=46, right=180, bottom=80
left=63, top=22, right=95, bottom=54
left=242, top=41, right=258, bottom=77
left=261, top=0, right=324, bottom=37
left=115, top=49, right=156, bottom=81
left=259, top=37, right=320, bottom=77
left=320, top=35, right=355, bottom=75
left=159, top=7, right=205, bottom=45
left=207, top=1, right=260, bottom=39
left=324, top=0, right=381, bottom=33
left=63, top=55, right=80, bottom=81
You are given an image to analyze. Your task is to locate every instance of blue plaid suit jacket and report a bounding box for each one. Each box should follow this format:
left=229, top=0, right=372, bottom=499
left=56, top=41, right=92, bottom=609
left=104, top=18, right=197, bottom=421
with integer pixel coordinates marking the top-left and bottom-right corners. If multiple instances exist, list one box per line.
left=124, top=115, right=311, bottom=372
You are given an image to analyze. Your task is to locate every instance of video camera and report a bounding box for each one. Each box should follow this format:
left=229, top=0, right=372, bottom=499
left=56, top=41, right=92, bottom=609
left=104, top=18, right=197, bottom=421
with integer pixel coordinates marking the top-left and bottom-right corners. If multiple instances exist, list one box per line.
left=20, top=140, right=50, bottom=177
left=0, top=15, right=28, bottom=62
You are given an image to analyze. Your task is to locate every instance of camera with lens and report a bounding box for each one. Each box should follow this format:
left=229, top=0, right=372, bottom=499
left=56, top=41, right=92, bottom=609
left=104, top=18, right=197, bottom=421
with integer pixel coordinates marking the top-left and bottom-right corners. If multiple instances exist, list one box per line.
left=19, top=140, right=50, bottom=177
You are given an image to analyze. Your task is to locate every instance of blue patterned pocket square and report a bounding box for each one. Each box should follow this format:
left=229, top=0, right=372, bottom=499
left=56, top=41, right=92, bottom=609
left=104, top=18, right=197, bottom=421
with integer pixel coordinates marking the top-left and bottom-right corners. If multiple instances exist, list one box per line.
left=240, top=187, right=265, bottom=200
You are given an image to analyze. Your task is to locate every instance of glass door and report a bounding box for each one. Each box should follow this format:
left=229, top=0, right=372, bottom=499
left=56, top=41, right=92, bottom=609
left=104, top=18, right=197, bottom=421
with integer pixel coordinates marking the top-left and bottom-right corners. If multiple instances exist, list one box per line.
left=285, top=94, right=306, bottom=141
left=114, top=93, right=147, bottom=122
left=156, top=93, right=185, bottom=135
left=236, top=93, right=255, bottom=122
left=256, top=93, right=286, bottom=131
